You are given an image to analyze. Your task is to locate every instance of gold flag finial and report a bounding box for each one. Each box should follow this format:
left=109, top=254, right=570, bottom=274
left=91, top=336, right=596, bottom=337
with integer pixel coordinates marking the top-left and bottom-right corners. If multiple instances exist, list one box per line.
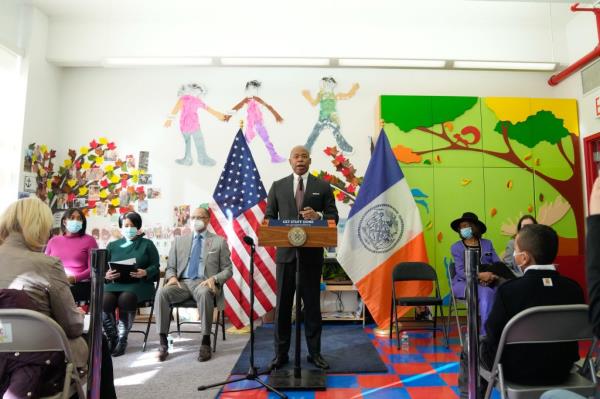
left=239, top=119, right=244, bottom=129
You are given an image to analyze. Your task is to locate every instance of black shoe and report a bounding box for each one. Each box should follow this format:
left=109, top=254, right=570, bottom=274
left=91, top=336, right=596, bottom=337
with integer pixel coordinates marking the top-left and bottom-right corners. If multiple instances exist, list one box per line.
left=198, top=344, right=211, bottom=362
left=112, top=311, right=135, bottom=357
left=270, top=354, right=289, bottom=370
left=307, top=354, right=329, bottom=370
left=157, top=346, right=169, bottom=362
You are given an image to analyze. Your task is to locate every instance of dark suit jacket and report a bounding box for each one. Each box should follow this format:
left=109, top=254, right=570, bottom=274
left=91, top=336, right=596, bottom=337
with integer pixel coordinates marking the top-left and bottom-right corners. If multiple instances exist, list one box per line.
left=265, top=174, right=339, bottom=264
left=587, top=214, right=600, bottom=338
left=482, top=268, right=585, bottom=384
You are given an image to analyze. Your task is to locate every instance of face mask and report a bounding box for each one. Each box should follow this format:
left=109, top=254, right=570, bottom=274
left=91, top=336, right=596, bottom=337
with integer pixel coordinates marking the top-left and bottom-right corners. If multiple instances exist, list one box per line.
left=460, top=227, right=473, bottom=239
left=513, top=251, right=525, bottom=267
left=65, top=220, right=83, bottom=234
left=193, top=219, right=206, bottom=232
left=122, top=227, right=138, bottom=241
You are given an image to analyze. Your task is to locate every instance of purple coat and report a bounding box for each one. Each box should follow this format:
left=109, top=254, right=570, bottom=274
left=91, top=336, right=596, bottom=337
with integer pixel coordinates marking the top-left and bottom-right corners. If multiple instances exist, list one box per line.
left=450, top=238, right=501, bottom=297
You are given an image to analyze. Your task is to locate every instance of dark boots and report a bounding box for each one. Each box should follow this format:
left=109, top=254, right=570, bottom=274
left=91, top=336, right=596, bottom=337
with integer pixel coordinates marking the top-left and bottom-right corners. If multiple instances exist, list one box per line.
left=102, top=312, right=118, bottom=353
left=112, top=311, right=135, bottom=357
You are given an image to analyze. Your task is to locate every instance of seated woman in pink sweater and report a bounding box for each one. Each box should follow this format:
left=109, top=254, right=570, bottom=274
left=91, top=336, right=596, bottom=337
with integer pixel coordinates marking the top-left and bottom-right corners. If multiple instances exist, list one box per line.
left=45, top=208, right=98, bottom=303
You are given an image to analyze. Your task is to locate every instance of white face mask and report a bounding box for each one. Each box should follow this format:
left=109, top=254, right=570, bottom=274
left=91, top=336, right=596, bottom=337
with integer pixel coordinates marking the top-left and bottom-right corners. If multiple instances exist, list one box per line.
left=513, top=250, right=525, bottom=268
left=193, top=219, right=206, bottom=232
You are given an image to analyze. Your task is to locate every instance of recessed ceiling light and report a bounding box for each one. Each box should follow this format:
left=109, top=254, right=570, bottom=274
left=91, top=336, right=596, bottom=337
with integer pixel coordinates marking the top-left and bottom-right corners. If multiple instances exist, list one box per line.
left=220, top=57, right=330, bottom=66
left=453, top=60, right=557, bottom=71
left=103, top=57, right=213, bottom=66
left=338, top=58, right=447, bottom=68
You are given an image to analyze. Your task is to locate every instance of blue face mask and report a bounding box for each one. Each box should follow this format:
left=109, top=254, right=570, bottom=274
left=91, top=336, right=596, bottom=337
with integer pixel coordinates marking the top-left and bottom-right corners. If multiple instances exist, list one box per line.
left=460, top=227, right=473, bottom=239
left=65, top=220, right=83, bottom=234
left=121, top=227, right=138, bottom=241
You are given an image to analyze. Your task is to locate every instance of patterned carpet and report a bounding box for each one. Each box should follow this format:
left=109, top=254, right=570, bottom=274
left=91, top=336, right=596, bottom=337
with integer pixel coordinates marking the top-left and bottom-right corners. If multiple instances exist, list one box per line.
left=218, top=323, right=482, bottom=399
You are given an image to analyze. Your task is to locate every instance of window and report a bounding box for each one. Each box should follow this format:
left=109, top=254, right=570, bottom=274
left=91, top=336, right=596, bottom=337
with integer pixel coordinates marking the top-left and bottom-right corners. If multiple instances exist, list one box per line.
left=0, top=45, right=24, bottom=213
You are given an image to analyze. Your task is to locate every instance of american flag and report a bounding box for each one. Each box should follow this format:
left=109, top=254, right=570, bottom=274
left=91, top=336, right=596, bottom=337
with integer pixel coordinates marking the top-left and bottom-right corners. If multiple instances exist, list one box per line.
left=209, top=130, right=277, bottom=328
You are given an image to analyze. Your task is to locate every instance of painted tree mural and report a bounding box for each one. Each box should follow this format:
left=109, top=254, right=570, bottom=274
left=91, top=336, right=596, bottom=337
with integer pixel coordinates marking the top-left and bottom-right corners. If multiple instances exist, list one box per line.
left=381, top=95, right=585, bottom=292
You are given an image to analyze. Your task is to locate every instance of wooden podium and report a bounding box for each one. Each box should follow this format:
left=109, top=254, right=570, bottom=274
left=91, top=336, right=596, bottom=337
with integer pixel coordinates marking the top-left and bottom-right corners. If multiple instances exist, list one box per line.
left=258, top=219, right=337, bottom=391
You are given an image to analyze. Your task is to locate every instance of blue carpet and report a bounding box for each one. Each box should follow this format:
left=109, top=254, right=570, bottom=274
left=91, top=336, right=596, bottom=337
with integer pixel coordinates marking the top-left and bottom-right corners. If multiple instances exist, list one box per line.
left=230, top=324, right=387, bottom=374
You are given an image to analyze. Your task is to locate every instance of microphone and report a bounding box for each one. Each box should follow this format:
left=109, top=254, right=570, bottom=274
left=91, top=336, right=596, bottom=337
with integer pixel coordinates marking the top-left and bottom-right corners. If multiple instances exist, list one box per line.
left=243, top=236, right=254, bottom=246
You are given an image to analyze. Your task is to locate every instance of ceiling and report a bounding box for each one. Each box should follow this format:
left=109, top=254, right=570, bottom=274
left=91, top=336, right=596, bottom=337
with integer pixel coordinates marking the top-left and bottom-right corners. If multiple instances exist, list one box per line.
left=30, top=0, right=590, bottom=20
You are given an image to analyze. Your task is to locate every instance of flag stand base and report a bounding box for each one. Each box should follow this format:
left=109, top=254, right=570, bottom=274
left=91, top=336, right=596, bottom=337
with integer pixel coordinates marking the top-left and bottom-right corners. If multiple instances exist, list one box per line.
left=269, top=369, right=326, bottom=391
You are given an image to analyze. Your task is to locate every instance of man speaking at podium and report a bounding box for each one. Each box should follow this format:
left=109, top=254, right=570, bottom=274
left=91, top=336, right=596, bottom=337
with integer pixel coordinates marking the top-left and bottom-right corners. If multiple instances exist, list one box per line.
left=265, top=145, right=339, bottom=370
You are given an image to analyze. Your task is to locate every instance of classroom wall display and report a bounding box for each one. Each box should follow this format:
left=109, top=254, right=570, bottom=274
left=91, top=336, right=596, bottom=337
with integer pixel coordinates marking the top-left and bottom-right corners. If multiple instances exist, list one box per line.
left=23, top=138, right=162, bottom=217
left=380, top=95, right=585, bottom=294
left=312, top=146, right=364, bottom=206
left=228, top=80, right=286, bottom=163
left=303, top=77, right=360, bottom=154
left=163, top=83, right=229, bottom=167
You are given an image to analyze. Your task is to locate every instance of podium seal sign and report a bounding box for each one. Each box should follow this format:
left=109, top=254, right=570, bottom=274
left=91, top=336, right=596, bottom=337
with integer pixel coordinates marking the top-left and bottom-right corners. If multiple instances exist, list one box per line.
left=288, top=227, right=307, bottom=246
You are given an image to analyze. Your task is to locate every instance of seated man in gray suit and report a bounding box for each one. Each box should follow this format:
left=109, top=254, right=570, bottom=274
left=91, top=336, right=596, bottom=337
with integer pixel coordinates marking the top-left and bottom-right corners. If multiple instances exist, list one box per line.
left=155, top=206, right=233, bottom=362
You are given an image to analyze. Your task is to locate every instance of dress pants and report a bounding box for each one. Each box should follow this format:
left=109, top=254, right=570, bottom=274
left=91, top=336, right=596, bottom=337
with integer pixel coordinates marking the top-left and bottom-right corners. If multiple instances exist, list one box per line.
left=156, top=279, right=215, bottom=336
left=274, top=258, right=323, bottom=357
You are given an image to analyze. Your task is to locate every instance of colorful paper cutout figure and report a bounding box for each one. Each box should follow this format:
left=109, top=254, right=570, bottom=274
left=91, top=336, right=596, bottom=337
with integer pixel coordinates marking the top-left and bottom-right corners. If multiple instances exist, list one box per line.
left=228, top=80, right=285, bottom=163
left=164, top=83, right=228, bottom=166
left=303, top=77, right=359, bottom=153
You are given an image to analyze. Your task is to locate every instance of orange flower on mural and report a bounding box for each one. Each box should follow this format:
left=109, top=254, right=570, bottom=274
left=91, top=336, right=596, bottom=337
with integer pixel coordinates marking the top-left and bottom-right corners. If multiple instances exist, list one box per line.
left=392, top=144, right=422, bottom=164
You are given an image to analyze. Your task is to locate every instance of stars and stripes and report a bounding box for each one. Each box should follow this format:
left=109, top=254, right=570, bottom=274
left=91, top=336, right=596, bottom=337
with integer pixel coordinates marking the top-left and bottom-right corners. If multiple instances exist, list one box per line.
left=209, top=130, right=277, bottom=328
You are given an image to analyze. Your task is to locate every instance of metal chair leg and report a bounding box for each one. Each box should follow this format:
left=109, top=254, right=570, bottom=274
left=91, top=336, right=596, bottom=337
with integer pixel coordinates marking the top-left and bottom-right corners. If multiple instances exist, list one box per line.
left=439, top=304, right=449, bottom=348
left=395, top=305, right=401, bottom=349
left=221, top=311, right=226, bottom=340
left=176, top=307, right=182, bottom=337
left=389, top=298, right=394, bottom=346
left=142, top=303, right=155, bottom=352
left=212, top=310, right=219, bottom=353
left=433, top=305, right=438, bottom=338
left=454, top=297, right=464, bottom=346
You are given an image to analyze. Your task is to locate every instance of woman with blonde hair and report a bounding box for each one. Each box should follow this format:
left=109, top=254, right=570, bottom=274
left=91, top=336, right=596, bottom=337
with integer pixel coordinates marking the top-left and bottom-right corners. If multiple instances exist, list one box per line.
left=0, top=197, right=88, bottom=397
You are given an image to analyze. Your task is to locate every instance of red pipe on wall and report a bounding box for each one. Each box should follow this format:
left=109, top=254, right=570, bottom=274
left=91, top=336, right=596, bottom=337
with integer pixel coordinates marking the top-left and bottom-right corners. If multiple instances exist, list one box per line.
left=548, top=3, right=600, bottom=86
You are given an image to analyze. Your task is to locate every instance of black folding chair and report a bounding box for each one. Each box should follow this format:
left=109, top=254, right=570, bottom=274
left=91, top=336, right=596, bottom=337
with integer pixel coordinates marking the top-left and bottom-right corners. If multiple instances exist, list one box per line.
left=389, top=262, right=449, bottom=348
left=130, top=272, right=161, bottom=351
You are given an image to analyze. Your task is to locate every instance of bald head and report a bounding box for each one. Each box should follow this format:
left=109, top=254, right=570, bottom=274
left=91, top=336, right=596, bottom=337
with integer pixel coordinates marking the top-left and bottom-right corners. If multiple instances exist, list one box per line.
left=289, top=146, right=311, bottom=175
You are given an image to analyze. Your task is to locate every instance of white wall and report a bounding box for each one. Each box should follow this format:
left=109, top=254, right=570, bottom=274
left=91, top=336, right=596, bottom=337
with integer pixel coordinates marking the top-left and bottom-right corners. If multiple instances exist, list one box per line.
left=43, top=0, right=572, bottom=65
left=563, top=8, right=600, bottom=139
left=0, top=0, right=31, bottom=55
left=557, top=6, right=600, bottom=214
left=20, top=7, right=62, bottom=165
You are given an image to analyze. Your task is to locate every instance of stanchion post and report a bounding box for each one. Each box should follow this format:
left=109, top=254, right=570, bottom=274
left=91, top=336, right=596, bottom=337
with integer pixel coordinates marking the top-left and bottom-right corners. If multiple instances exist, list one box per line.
left=87, top=249, right=107, bottom=399
left=465, top=248, right=480, bottom=399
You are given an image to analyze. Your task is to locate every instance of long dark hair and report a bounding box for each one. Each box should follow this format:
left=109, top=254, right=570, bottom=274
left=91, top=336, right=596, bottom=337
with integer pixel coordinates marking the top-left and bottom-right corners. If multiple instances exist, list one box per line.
left=517, top=214, right=538, bottom=232
left=60, top=208, right=87, bottom=236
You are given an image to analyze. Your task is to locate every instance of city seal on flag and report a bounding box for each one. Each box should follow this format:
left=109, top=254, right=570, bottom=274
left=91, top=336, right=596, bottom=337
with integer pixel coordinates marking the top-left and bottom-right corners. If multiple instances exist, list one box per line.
left=358, top=204, right=404, bottom=253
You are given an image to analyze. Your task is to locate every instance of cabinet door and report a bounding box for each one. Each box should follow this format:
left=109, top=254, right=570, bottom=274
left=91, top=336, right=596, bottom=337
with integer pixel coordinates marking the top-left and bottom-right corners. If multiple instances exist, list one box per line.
left=482, top=167, right=534, bottom=258
left=381, top=95, right=434, bottom=168
left=433, top=167, right=485, bottom=297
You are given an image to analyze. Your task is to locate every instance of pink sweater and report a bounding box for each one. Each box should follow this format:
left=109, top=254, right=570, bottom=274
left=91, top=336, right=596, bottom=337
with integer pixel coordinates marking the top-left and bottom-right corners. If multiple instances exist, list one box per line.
left=45, top=234, right=98, bottom=282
